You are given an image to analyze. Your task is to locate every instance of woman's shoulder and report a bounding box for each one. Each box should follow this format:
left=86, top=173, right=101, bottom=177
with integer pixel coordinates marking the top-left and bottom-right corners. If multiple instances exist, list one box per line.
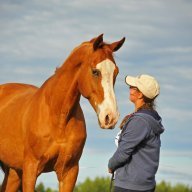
left=123, top=114, right=149, bottom=133
left=122, top=114, right=150, bottom=139
left=120, top=112, right=148, bottom=130
left=119, top=113, right=135, bottom=129
left=129, top=113, right=149, bottom=125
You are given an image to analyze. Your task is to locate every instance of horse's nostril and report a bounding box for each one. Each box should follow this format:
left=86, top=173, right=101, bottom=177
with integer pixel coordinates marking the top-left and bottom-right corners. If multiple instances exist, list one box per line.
left=105, top=114, right=110, bottom=125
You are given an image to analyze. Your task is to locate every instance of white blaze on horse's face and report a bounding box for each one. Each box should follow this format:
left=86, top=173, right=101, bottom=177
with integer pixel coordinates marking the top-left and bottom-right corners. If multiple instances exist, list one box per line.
left=96, top=59, right=119, bottom=129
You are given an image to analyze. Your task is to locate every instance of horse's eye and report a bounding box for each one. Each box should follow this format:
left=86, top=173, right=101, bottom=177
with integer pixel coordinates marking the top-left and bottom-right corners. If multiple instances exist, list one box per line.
left=92, top=69, right=101, bottom=77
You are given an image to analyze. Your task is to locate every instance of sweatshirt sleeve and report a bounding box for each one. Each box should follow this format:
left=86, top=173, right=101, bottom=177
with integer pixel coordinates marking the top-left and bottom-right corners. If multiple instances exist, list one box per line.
left=108, top=116, right=149, bottom=171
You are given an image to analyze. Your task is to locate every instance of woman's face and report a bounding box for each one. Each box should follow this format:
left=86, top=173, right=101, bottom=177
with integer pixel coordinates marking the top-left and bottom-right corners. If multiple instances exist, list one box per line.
left=129, top=86, right=142, bottom=103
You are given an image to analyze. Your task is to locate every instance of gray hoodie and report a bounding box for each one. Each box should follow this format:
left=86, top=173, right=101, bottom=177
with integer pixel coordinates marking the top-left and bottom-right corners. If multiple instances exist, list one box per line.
left=108, top=109, right=164, bottom=191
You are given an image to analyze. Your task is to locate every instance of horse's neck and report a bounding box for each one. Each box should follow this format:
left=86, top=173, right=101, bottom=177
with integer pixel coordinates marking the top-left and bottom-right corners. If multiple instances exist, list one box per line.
left=39, top=62, right=81, bottom=127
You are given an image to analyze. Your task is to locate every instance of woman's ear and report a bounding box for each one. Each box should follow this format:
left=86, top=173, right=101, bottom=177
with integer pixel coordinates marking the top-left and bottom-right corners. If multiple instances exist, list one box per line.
left=138, top=92, right=144, bottom=99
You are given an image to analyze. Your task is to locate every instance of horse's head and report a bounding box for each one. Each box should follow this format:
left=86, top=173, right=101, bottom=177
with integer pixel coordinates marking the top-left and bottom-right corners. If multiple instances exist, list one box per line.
left=77, top=34, right=125, bottom=129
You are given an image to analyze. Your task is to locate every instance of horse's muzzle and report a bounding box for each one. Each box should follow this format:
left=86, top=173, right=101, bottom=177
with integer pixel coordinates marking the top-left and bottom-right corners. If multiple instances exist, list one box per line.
left=99, top=111, right=119, bottom=129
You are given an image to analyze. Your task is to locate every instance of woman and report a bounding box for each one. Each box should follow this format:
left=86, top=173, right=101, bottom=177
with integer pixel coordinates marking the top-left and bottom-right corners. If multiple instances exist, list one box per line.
left=108, top=74, right=164, bottom=192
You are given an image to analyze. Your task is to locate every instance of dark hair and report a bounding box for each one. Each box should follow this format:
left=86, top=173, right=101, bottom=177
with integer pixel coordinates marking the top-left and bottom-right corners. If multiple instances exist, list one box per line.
left=138, top=95, right=157, bottom=111
left=119, top=113, right=134, bottom=129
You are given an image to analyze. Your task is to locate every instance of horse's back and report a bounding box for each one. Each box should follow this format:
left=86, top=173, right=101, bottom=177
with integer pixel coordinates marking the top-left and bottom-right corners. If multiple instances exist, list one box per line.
left=0, top=82, right=38, bottom=103
left=0, top=83, right=38, bottom=168
left=0, top=82, right=38, bottom=122
left=0, top=82, right=37, bottom=96
left=0, top=83, right=38, bottom=114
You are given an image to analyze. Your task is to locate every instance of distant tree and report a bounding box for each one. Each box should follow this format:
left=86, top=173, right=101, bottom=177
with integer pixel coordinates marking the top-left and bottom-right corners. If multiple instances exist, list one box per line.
left=36, top=182, right=46, bottom=192
left=156, top=181, right=192, bottom=192
left=45, top=187, right=58, bottom=192
left=74, top=176, right=111, bottom=192
left=155, top=181, right=172, bottom=192
left=74, top=177, right=192, bottom=192
left=35, top=182, right=58, bottom=192
left=172, top=183, right=192, bottom=192
left=46, top=187, right=55, bottom=192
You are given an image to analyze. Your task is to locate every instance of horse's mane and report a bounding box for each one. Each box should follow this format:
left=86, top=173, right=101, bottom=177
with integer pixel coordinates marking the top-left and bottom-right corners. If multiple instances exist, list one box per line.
left=54, top=40, right=114, bottom=75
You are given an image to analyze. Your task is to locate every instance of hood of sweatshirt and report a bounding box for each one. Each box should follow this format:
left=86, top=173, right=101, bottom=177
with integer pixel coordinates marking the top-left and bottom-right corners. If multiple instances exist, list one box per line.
left=136, top=109, right=164, bottom=135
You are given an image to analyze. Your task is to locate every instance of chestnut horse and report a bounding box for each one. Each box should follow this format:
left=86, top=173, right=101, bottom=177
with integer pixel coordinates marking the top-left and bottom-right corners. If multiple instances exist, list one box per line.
left=0, top=34, right=125, bottom=192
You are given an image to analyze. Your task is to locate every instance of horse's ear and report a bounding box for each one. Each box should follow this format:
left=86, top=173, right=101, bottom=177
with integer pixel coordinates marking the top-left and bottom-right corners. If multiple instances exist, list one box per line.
left=109, top=37, right=126, bottom=52
left=91, top=34, right=104, bottom=51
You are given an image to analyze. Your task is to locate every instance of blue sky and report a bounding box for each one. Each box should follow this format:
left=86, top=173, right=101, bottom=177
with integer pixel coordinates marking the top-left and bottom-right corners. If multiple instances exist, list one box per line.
left=0, top=0, right=192, bottom=189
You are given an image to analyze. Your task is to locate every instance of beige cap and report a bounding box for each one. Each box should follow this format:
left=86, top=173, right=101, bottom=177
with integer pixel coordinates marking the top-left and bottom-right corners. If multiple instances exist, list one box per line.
left=125, top=74, right=160, bottom=99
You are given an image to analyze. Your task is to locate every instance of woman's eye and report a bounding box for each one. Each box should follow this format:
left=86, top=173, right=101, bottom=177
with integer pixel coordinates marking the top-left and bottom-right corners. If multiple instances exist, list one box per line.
left=92, top=69, right=101, bottom=77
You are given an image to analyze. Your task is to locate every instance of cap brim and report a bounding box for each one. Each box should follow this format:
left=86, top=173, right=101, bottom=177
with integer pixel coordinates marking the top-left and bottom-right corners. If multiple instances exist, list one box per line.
left=125, top=76, right=137, bottom=87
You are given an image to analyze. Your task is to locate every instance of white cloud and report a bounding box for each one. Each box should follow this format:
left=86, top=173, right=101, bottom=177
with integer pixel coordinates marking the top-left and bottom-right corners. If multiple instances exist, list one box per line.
left=174, top=67, right=192, bottom=80
left=151, top=46, right=192, bottom=54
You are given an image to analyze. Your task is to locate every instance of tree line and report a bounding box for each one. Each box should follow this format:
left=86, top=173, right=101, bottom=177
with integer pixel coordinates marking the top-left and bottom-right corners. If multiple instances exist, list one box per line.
left=0, top=177, right=192, bottom=192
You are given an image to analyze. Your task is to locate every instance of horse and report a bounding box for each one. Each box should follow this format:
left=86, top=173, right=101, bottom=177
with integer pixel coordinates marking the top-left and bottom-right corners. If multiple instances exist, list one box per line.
left=0, top=34, right=125, bottom=192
